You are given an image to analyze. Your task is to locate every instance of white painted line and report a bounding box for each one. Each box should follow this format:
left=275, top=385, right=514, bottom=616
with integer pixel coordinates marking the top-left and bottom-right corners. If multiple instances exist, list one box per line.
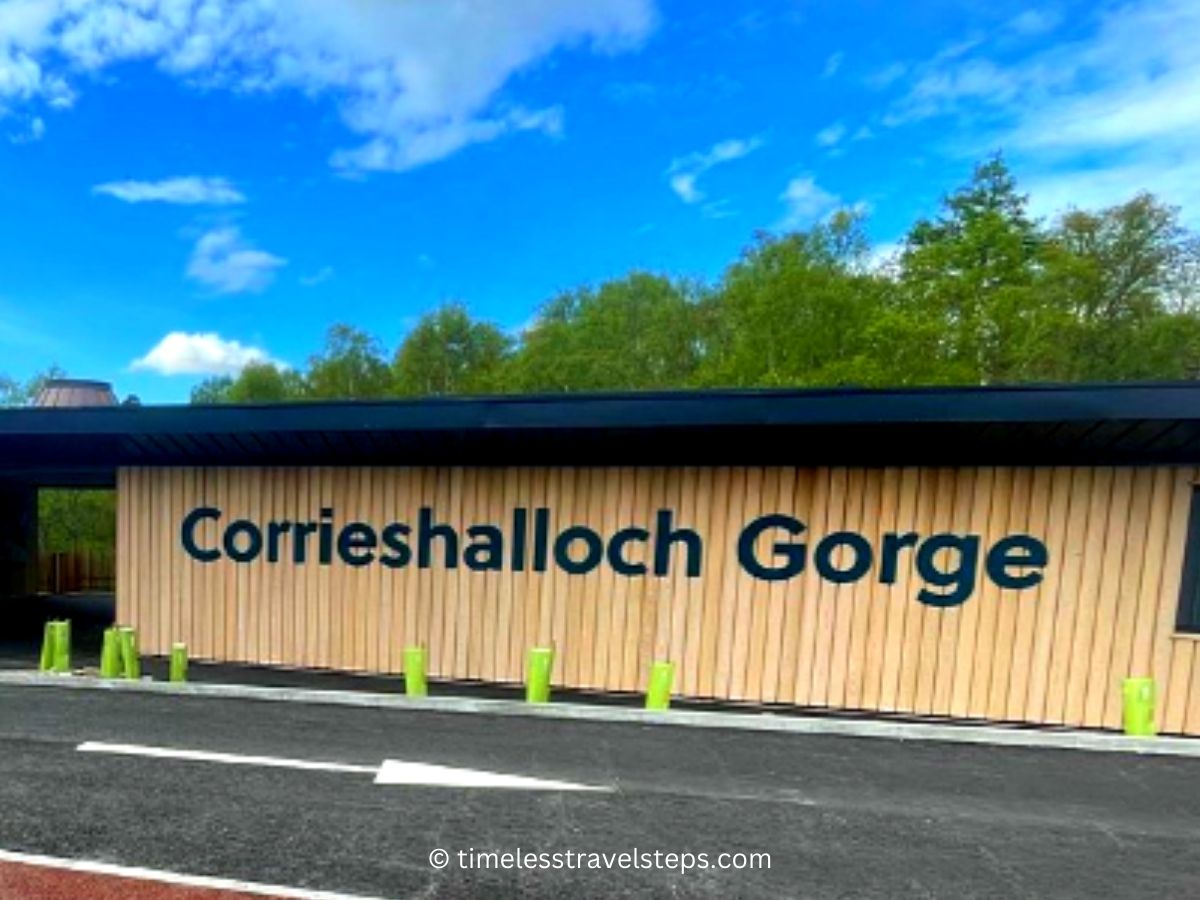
left=77, top=741, right=378, bottom=775
left=77, top=740, right=611, bottom=791
left=0, top=848, right=385, bottom=900
left=374, top=758, right=611, bottom=791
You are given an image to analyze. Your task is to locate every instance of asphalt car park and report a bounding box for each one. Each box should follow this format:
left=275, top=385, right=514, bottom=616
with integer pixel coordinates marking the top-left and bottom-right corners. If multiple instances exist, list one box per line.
left=1, top=683, right=1198, bottom=898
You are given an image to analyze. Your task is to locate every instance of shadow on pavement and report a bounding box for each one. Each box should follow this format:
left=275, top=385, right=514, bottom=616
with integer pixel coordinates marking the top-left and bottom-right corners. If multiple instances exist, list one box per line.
left=0, top=593, right=114, bottom=670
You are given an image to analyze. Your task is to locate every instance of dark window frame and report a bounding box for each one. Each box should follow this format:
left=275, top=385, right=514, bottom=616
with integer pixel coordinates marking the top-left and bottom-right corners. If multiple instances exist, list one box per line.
left=1175, top=487, right=1200, bottom=634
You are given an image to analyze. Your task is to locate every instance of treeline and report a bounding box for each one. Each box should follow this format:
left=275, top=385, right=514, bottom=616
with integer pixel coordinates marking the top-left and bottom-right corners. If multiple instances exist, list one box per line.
left=194, top=158, right=1200, bottom=403
left=7, top=157, right=1197, bottom=558
left=0, top=366, right=65, bottom=406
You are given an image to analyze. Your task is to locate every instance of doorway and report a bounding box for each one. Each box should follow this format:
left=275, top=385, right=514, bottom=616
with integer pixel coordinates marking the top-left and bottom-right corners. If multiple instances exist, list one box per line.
left=13, top=488, right=118, bottom=668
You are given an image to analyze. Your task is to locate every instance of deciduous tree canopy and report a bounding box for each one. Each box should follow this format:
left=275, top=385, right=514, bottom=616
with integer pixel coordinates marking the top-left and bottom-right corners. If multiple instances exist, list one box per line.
left=6, top=157, right=1199, bottom=412
left=179, top=158, right=1197, bottom=404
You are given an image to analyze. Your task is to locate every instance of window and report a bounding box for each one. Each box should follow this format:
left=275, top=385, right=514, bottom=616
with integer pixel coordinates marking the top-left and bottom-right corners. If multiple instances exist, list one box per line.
left=1176, top=487, right=1200, bottom=634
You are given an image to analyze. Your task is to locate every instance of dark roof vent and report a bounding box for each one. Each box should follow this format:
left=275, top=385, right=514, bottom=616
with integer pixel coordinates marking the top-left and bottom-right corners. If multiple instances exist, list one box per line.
left=34, top=379, right=118, bottom=408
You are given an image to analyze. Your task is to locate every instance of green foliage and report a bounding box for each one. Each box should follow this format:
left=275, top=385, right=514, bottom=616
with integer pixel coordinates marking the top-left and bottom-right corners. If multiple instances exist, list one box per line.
left=696, top=212, right=891, bottom=387
left=1035, top=194, right=1200, bottom=380
left=183, top=155, right=1200, bottom=404
left=306, top=324, right=392, bottom=399
left=0, top=364, right=67, bottom=406
left=506, top=272, right=704, bottom=392
left=189, top=375, right=234, bottom=404
left=190, top=363, right=305, bottom=403
left=38, top=489, right=116, bottom=554
left=393, top=303, right=511, bottom=395
left=898, top=155, right=1046, bottom=384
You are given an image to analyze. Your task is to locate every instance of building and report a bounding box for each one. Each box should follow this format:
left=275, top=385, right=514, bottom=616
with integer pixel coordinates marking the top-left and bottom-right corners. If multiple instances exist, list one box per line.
left=4, top=381, right=1200, bottom=734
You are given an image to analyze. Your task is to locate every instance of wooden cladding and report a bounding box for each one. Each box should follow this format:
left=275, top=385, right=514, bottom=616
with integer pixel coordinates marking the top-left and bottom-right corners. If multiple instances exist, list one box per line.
left=117, top=465, right=1200, bottom=734
left=38, top=549, right=115, bottom=594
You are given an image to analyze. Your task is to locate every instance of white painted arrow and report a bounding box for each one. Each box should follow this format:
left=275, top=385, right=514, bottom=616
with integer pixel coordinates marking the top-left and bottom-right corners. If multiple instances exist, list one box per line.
left=77, top=741, right=610, bottom=792
left=77, top=742, right=379, bottom=774
left=373, top=759, right=608, bottom=791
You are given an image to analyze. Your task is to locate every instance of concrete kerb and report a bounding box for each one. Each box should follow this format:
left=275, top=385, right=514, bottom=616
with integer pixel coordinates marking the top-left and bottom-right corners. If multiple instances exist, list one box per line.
left=2, top=669, right=1200, bottom=758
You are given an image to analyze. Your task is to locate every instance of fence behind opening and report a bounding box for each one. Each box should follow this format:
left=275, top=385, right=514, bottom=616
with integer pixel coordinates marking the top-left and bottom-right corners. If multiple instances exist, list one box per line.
left=38, top=549, right=115, bottom=594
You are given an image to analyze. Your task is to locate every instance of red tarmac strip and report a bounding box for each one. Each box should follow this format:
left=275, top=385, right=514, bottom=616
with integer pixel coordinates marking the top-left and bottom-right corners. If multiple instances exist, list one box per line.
left=0, top=860, right=281, bottom=899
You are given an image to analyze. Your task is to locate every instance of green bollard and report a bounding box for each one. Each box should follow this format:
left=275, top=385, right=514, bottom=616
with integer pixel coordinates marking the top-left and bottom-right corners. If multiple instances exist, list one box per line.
left=526, top=647, right=554, bottom=704
left=169, top=642, right=188, bottom=683
left=645, top=660, right=675, bottom=711
left=1123, top=677, right=1156, bottom=737
left=100, top=628, right=122, bottom=679
left=404, top=646, right=428, bottom=697
left=118, top=627, right=140, bottom=680
left=51, top=620, right=71, bottom=674
left=39, top=620, right=57, bottom=672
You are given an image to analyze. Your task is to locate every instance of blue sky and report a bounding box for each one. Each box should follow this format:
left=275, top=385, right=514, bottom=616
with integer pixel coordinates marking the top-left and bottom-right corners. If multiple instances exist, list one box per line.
left=1, top=0, right=1196, bottom=403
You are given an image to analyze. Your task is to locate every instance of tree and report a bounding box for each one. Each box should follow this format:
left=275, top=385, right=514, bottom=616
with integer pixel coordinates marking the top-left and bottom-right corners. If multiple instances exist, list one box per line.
left=1039, top=194, right=1200, bottom=380
left=138, top=156, right=1200, bottom=401
left=697, top=211, right=893, bottom=387
left=897, top=154, right=1050, bottom=384
left=190, top=364, right=305, bottom=403
left=0, top=376, right=23, bottom=406
left=190, top=375, right=234, bottom=404
left=506, top=272, right=704, bottom=391
left=230, top=363, right=304, bottom=403
left=305, top=324, right=392, bottom=399
left=0, top=364, right=67, bottom=406
left=393, top=304, right=511, bottom=396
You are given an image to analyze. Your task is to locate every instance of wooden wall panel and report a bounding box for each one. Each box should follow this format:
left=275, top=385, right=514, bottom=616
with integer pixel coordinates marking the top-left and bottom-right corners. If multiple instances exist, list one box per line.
left=116, top=464, right=1200, bottom=734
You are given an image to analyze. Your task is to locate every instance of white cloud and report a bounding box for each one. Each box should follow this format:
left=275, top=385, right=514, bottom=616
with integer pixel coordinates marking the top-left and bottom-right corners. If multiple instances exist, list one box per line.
left=815, top=121, right=846, bottom=148
left=299, top=265, right=334, bottom=287
left=1024, top=154, right=1200, bottom=224
left=330, top=105, right=564, bottom=173
left=777, top=175, right=841, bottom=230
left=877, top=0, right=1200, bottom=223
left=0, top=0, right=656, bottom=173
left=668, top=173, right=701, bottom=204
left=6, top=113, right=42, bottom=143
left=865, top=62, right=907, bottom=90
left=666, top=136, right=764, bottom=204
left=700, top=198, right=735, bottom=219
left=92, top=176, right=246, bottom=205
left=131, top=331, right=280, bottom=376
left=0, top=2, right=62, bottom=107
left=822, top=51, right=843, bottom=79
left=1006, top=9, right=1060, bottom=37
left=1005, top=7, right=1200, bottom=155
left=186, top=227, right=286, bottom=294
left=883, top=57, right=1024, bottom=127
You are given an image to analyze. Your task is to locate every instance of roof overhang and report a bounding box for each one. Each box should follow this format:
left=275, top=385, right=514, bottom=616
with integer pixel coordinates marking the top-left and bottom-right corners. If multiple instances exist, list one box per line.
left=3, top=382, right=1200, bottom=487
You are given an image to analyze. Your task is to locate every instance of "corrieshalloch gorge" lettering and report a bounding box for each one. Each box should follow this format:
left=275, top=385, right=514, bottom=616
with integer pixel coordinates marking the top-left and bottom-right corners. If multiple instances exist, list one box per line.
left=180, top=506, right=1049, bottom=608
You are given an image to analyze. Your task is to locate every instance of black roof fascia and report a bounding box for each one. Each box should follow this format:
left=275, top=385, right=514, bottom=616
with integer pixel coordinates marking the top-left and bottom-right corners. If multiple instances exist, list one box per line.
left=3, top=382, right=1200, bottom=478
